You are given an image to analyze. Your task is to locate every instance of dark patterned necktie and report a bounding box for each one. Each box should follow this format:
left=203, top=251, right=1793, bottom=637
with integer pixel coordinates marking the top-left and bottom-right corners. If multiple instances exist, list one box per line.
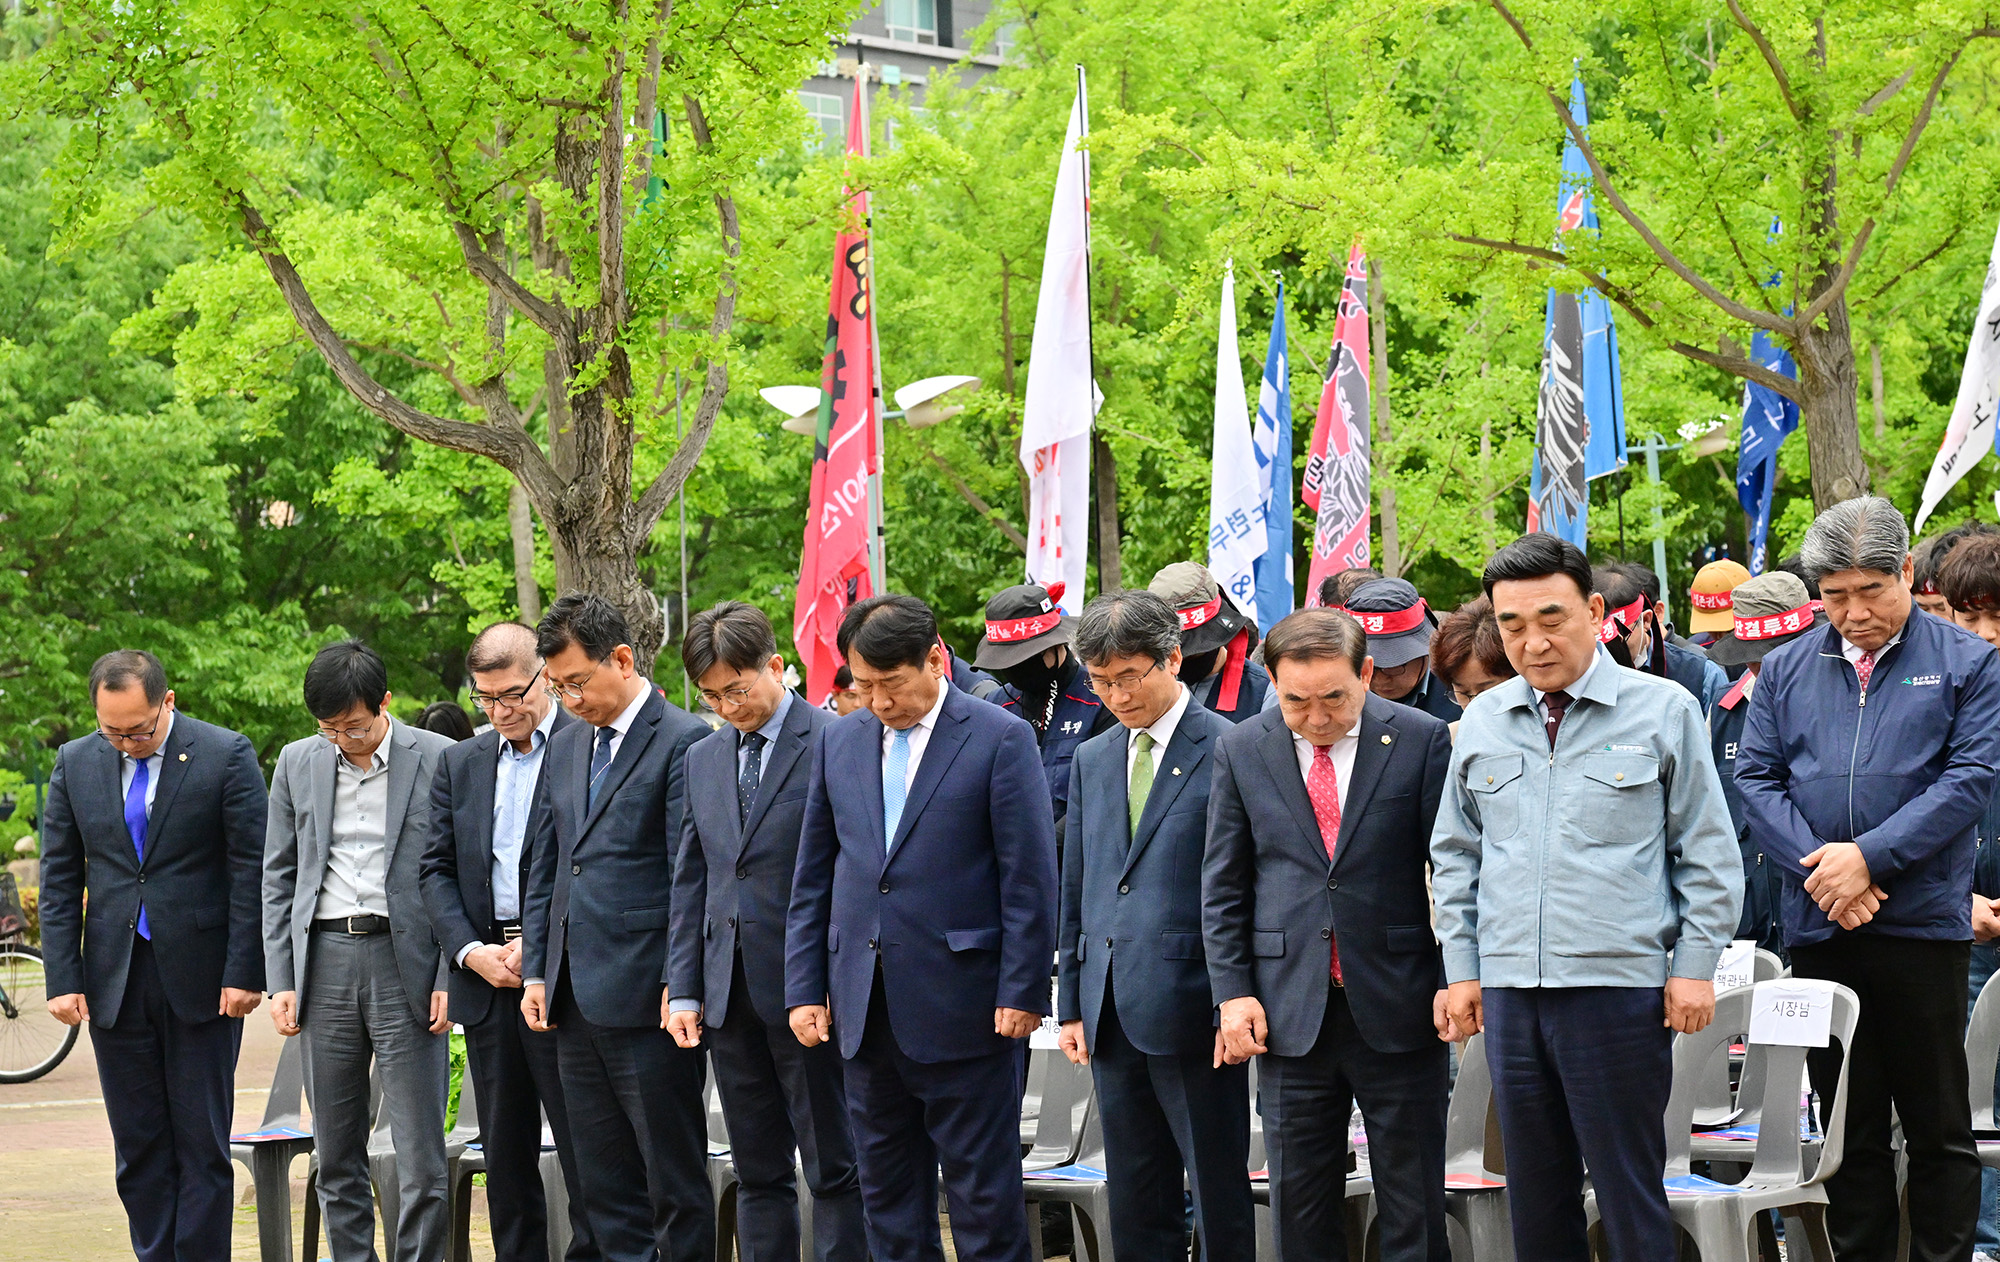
left=1543, top=690, right=1573, bottom=748
left=588, top=726, right=616, bottom=809
left=739, top=731, right=768, bottom=823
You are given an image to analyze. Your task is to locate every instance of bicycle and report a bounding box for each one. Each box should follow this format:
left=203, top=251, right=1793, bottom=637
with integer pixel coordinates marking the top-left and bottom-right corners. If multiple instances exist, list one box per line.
left=0, top=874, right=78, bottom=1083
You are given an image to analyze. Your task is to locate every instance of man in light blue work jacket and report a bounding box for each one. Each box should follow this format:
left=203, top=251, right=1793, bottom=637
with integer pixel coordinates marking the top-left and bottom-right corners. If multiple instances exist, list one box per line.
left=1430, top=532, right=1741, bottom=1262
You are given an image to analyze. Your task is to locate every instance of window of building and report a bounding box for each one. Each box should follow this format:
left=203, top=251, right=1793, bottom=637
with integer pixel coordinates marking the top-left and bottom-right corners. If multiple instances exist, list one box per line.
left=884, top=0, right=938, bottom=44
left=994, top=21, right=1023, bottom=62
left=800, top=90, right=844, bottom=148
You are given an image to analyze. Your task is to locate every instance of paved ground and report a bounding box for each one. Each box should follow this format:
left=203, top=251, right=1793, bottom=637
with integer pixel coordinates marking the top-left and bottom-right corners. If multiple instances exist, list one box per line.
left=0, top=1011, right=495, bottom=1261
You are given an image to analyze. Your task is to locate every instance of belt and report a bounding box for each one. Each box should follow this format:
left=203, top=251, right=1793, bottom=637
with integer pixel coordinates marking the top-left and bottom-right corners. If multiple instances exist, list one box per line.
left=311, top=914, right=391, bottom=936
left=497, top=919, right=523, bottom=944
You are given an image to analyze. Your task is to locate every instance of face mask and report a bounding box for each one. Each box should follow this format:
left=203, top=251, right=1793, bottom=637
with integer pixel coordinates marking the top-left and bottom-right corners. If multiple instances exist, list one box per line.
left=1178, top=648, right=1222, bottom=683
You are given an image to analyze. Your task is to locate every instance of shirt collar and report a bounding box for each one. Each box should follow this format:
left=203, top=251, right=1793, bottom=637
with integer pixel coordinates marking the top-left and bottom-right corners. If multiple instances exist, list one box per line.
left=502, top=705, right=558, bottom=759
left=1291, top=724, right=1360, bottom=755
left=605, top=679, right=653, bottom=736
left=1841, top=624, right=1905, bottom=661
left=748, top=690, right=792, bottom=747
left=1138, top=686, right=1191, bottom=749
left=1533, top=646, right=1607, bottom=709
left=338, top=719, right=393, bottom=774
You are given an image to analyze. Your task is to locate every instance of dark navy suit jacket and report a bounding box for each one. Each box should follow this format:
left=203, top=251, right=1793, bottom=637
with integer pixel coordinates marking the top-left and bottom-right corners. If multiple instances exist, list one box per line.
left=785, top=684, right=1058, bottom=1063
left=39, top=715, right=268, bottom=1027
left=669, top=696, right=830, bottom=1029
left=521, top=687, right=709, bottom=1028
left=1057, top=698, right=1230, bottom=1059
left=420, top=708, right=577, bottom=1026
left=1202, top=696, right=1450, bottom=1057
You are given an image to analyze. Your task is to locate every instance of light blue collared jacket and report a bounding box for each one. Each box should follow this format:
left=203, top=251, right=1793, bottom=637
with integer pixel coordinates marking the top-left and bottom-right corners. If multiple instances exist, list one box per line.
left=1430, top=650, right=1742, bottom=989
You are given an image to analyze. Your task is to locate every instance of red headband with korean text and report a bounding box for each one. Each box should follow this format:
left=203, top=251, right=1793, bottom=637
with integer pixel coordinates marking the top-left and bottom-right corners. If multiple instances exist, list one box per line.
left=1598, top=595, right=1646, bottom=644
left=986, top=582, right=1067, bottom=642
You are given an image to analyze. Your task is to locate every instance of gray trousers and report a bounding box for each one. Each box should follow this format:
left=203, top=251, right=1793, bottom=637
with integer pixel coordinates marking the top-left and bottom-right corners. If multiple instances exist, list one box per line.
left=301, top=929, right=449, bottom=1262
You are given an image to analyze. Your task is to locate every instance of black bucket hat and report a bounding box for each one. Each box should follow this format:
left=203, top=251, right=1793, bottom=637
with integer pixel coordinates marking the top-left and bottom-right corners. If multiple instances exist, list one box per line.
left=1342, top=578, right=1437, bottom=670
left=972, top=582, right=1075, bottom=670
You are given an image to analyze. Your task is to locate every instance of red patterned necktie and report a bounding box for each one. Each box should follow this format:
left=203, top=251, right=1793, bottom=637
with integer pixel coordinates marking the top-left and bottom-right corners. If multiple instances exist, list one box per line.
left=1307, top=744, right=1344, bottom=984
left=1854, top=650, right=1876, bottom=694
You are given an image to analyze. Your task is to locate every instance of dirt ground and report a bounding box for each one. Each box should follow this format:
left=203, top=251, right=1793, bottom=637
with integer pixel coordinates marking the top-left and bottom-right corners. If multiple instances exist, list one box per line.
left=0, top=1010, right=496, bottom=1261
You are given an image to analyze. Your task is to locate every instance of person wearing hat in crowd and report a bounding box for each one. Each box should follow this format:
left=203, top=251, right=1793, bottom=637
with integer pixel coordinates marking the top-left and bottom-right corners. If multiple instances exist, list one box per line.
left=1703, top=572, right=1826, bottom=956
left=1593, top=566, right=1728, bottom=716
left=1340, top=578, right=1462, bottom=723
left=1148, top=562, right=1278, bottom=724
left=973, top=582, right=1115, bottom=828
left=1685, top=559, right=1752, bottom=651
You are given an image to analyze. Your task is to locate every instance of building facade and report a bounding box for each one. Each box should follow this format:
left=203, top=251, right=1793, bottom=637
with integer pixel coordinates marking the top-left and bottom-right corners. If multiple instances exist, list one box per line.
left=801, top=0, right=1011, bottom=144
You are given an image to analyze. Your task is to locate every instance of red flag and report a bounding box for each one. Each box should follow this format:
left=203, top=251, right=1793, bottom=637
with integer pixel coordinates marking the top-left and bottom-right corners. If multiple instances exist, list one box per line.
left=1302, top=245, right=1372, bottom=604
left=793, top=81, right=879, bottom=704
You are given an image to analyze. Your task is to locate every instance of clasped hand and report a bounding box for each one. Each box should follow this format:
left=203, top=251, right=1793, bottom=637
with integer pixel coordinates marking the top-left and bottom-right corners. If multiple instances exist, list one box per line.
left=1801, top=841, right=1886, bottom=929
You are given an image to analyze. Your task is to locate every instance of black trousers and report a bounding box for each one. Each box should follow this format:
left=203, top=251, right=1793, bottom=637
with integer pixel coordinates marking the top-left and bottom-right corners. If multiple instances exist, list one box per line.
left=842, top=967, right=1032, bottom=1262
left=462, top=970, right=599, bottom=1261
left=1090, top=976, right=1255, bottom=1262
left=709, top=951, right=867, bottom=1262
left=1791, top=935, right=1979, bottom=1262
left=553, top=977, right=713, bottom=1262
left=1259, top=984, right=1448, bottom=1262
left=89, top=936, right=241, bottom=1262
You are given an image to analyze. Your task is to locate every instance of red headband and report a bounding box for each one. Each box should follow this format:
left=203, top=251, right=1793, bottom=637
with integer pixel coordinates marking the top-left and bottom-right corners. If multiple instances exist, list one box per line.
left=1690, top=589, right=1735, bottom=611
left=1917, top=578, right=1941, bottom=596
left=986, top=583, right=1068, bottom=642
left=1340, top=599, right=1430, bottom=637
left=1178, top=593, right=1225, bottom=630
left=1734, top=602, right=1818, bottom=641
left=1598, top=595, right=1646, bottom=644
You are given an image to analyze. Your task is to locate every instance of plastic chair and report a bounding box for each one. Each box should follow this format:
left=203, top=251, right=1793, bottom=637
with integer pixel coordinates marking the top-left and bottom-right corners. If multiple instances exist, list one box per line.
left=1023, top=1093, right=1115, bottom=1262
left=1965, top=966, right=2000, bottom=1177
left=231, top=1035, right=318, bottom=1262
left=1442, top=1035, right=1512, bottom=1262
left=1588, top=980, right=1860, bottom=1262
left=1021, top=1055, right=1097, bottom=1259
left=1691, top=954, right=1809, bottom=1168
left=449, top=1103, right=576, bottom=1262
left=703, top=1059, right=740, bottom=1262
left=443, top=1069, right=481, bottom=1262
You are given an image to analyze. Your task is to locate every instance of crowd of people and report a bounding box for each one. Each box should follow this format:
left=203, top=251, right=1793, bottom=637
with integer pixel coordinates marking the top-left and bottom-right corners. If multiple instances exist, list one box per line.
left=28, top=492, right=2000, bottom=1262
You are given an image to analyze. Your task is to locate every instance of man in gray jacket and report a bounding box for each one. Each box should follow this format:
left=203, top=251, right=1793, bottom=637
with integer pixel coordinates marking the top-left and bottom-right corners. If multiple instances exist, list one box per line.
left=1431, top=533, right=1740, bottom=1262
left=264, top=640, right=455, bottom=1262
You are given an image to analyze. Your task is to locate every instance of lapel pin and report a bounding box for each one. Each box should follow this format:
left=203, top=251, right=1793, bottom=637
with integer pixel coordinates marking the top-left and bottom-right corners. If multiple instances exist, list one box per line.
left=178, top=753, right=188, bottom=761
left=1171, top=766, right=1182, bottom=776
left=1380, top=734, right=1393, bottom=745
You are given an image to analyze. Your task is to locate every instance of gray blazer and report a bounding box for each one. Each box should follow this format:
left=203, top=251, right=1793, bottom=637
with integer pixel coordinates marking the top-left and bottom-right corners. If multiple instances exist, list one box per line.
left=263, top=717, right=454, bottom=1023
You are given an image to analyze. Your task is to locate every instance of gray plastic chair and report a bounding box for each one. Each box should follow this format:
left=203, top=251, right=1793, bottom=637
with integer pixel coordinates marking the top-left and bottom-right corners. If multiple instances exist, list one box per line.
left=448, top=1099, right=575, bottom=1262
left=1021, top=1055, right=1098, bottom=1259
left=1442, top=1034, right=1512, bottom=1262
left=704, top=1062, right=739, bottom=1262
left=1588, top=980, right=1860, bottom=1262
left=1023, top=1094, right=1115, bottom=1262
left=231, top=1035, right=318, bottom=1262
left=1965, top=965, right=2000, bottom=1177
left=1690, top=950, right=1794, bottom=1166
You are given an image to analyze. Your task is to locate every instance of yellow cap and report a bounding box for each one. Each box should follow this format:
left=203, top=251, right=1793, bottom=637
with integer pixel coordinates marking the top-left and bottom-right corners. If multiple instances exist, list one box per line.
left=1688, top=559, right=1754, bottom=632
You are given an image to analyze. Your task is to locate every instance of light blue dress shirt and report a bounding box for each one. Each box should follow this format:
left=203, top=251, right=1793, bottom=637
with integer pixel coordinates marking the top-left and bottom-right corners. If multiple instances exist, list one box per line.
left=492, top=705, right=559, bottom=920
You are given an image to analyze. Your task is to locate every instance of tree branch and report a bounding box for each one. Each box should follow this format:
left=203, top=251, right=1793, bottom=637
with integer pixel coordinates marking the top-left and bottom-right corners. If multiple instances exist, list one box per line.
left=451, top=221, right=571, bottom=339
left=1724, top=0, right=1802, bottom=121
left=917, top=439, right=1028, bottom=548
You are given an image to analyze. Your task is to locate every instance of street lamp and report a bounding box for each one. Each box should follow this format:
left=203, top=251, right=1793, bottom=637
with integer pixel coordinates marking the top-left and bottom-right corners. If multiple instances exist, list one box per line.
left=758, top=375, right=983, bottom=434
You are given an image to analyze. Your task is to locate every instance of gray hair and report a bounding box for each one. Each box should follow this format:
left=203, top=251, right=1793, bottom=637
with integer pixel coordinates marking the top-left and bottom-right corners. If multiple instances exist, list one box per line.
left=1075, top=590, right=1182, bottom=667
left=466, top=621, right=540, bottom=677
left=1798, top=496, right=1910, bottom=582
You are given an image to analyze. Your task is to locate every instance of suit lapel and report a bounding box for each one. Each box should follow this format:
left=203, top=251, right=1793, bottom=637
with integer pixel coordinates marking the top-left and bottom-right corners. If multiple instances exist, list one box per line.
left=741, top=699, right=810, bottom=840
left=714, top=734, right=745, bottom=854
left=85, top=738, right=139, bottom=871
left=888, top=692, right=971, bottom=858
left=380, top=720, right=422, bottom=869
left=143, top=718, right=195, bottom=847
left=1333, top=703, right=1394, bottom=861
left=467, top=731, right=501, bottom=867
left=310, top=737, right=338, bottom=880
left=1123, top=714, right=1209, bottom=878
left=1256, top=711, right=1325, bottom=864
left=581, top=690, right=662, bottom=839
left=855, top=713, right=888, bottom=869
left=1102, top=728, right=1132, bottom=855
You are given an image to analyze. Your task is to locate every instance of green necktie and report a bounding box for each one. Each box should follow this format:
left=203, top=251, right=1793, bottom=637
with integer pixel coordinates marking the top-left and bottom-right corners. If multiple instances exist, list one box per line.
left=1129, top=731, right=1156, bottom=839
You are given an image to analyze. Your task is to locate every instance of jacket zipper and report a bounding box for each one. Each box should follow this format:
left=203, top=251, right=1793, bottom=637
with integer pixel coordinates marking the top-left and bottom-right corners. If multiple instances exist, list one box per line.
left=1847, top=673, right=1864, bottom=845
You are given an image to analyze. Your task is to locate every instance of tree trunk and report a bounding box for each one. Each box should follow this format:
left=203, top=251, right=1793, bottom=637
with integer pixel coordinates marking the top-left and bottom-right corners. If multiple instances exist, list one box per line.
left=508, top=482, right=542, bottom=624
left=1092, top=432, right=1122, bottom=593
left=1368, top=259, right=1402, bottom=576
left=543, top=504, right=666, bottom=678
left=1790, top=297, right=1871, bottom=508
left=1871, top=343, right=1886, bottom=440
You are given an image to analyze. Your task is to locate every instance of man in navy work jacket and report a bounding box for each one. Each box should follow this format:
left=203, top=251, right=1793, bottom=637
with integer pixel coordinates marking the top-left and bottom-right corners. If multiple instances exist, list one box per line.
left=419, top=621, right=595, bottom=1262
left=519, top=595, right=714, bottom=1262
left=1432, top=533, right=1740, bottom=1262
left=1737, top=496, right=2000, bottom=1262
left=975, top=580, right=1113, bottom=828
left=1056, top=589, right=1254, bottom=1262
left=1206, top=607, right=1455, bottom=1262
left=786, top=594, right=1058, bottom=1262
left=667, top=601, right=865, bottom=1262
left=40, top=650, right=267, bottom=1262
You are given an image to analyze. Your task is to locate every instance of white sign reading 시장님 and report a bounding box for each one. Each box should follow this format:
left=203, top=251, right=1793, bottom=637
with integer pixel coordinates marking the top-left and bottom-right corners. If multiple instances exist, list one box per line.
left=1748, top=980, right=1837, bottom=1049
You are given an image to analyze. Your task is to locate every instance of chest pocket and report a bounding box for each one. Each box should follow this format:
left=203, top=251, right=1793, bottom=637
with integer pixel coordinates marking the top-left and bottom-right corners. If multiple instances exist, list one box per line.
left=1577, top=754, right=1661, bottom=843
left=1466, top=754, right=1525, bottom=840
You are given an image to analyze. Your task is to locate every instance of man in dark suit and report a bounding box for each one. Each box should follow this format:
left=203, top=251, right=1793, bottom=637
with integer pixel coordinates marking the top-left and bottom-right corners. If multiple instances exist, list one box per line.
left=420, top=621, right=596, bottom=1262
left=667, top=601, right=865, bottom=1262
left=1205, top=608, right=1454, bottom=1262
left=520, top=594, right=714, bottom=1262
left=263, top=640, right=456, bottom=1262
left=39, top=650, right=267, bottom=1262
left=785, top=594, right=1058, bottom=1262
left=1057, top=591, right=1255, bottom=1262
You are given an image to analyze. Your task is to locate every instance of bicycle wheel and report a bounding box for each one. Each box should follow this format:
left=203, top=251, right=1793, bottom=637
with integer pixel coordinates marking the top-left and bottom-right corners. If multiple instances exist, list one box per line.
left=0, top=943, right=80, bottom=1083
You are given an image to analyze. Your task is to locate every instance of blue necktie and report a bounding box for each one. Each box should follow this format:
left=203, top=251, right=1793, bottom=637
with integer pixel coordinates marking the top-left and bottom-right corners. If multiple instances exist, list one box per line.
left=882, top=728, right=912, bottom=851
left=126, top=759, right=151, bottom=940
left=588, top=726, right=616, bottom=810
left=739, top=731, right=768, bottom=823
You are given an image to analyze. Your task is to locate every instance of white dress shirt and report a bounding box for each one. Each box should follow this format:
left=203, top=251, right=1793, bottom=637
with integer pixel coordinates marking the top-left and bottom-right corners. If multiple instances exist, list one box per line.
left=596, top=680, right=655, bottom=765
left=1126, top=686, right=1192, bottom=784
left=119, top=710, right=174, bottom=816
left=1841, top=626, right=1903, bottom=670
left=1292, top=727, right=1359, bottom=805
left=316, top=737, right=391, bottom=919
left=882, top=683, right=949, bottom=793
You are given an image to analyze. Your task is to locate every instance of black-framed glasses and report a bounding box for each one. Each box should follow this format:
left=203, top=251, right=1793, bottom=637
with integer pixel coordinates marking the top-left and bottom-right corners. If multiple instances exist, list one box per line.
left=317, top=716, right=383, bottom=744
left=1085, top=661, right=1163, bottom=697
left=97, top=706, right=165, bottom=747
left=545, top=660, right=604, bottom=703
left=697, top=681, right=757, bottom=710
left=471, top=665, right=546, bottom=713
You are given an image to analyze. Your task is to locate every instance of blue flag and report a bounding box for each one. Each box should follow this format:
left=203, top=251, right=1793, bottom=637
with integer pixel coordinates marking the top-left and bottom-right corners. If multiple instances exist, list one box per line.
left=1736, top=330, right=1800, bottom=575
left=1529, top=75, right=1628, bottom=546
left=1253, top=282, right=1295, bottom=631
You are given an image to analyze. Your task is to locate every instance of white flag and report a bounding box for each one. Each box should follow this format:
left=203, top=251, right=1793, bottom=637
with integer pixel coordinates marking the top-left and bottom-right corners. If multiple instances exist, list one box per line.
left=1208, top=263, right=1266, bottom=614
left=1020, top=69, right=1094, bottom=615
left=1914, top=214, right=2000, bottom=535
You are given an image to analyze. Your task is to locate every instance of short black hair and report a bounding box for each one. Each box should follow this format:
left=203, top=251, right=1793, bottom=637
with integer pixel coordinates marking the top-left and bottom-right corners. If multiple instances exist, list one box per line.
left=1618, top=561, right=1661, bottom=605
left=537, top=594, right=631, bottom=662
left=1939, top=534, right=2000, bottom=612
left=1916, top=521, right=2000, bottom=595
left=837, top=594, right=938, bottom=671
left=1316, top=566, right=1383, bottom=610
left=683, top=601, right=779, bottom=682
left=416, top=701, right=475, bottom=741
left=90, top=649, right=168, bottom=705
left=1593, top=565, right=1644, bottom=611
left=303, top=639, right=389, bottom=720
left=1482, top=533, right=1594, bottom=602
left=1263, top=608, right=1369, bottom=680
left=1775, top=553, right=1820, bottom=600
left=833, top=664, right=854, bottom=690
left=466, top=621, right=539, bottom=677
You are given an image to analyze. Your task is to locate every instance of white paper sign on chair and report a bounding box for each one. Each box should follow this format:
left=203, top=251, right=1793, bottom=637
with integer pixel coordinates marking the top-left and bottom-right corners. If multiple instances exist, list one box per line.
left=1712, top=940, right=1756, bottom=991
left=1748, top=980, right=1837, bottom=1048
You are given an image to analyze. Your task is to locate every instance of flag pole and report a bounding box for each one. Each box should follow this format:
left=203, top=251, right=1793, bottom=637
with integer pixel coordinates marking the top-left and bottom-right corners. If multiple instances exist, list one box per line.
left=856, top=67, right=889, bottom=593
left=1077, top=63, right=1095, bottom=598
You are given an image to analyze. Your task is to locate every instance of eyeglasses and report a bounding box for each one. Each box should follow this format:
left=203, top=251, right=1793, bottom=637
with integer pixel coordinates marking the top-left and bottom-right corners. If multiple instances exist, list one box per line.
left=1085, top=661, right=1163, bottom=697
left=98, top=707, right=164, bottom=747
left=544, top=659, right=604, bottom=703
left=471, top=665, right=546, bottom=712
left=317, top=717, right=383, bottom=744
left=697, top=682, right=757, bottom=710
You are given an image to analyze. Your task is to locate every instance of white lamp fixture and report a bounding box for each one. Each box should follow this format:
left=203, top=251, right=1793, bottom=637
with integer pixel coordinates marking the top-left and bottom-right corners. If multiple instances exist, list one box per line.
left=759, top=385, right=824, bottom=436
left=893, top=375, right=982, bottom=429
